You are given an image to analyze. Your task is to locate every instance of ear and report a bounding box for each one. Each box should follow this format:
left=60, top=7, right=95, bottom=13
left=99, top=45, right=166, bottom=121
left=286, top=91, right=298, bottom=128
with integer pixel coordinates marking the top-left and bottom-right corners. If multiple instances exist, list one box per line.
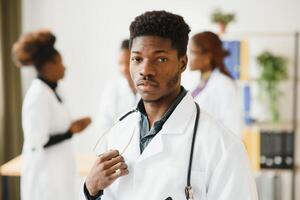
left=179, top=55, right=187, bottom=73
left=205, top=53, right=213, bottom=68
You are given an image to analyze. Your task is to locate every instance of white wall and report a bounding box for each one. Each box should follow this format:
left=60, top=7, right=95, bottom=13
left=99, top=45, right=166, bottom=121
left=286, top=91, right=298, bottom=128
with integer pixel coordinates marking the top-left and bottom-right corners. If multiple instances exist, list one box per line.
left=21, top=0, right=300, bottom=158
left=21, top=0, right=300, bottom=149
left=21, top=0, right=300, bottom=198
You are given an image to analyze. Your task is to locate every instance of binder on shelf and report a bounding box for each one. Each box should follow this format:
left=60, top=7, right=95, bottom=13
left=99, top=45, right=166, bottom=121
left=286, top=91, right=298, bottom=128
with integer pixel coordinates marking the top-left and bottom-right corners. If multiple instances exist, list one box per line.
left=243, top=125, right=260, bottom=171
left=272, top=133, right=283, bottom=168
left=243, top=84, right=252, bottom=124
left=222, top=40, right=241, bottom=79
left=240, top=40, right=250, bottom=81
left=260, top=131, right=274, bottom=168
left=282, top=132, right=294, bottom=169
left=256, top=171, right=292, bottom=200
left=260, top=131, right=294, bottom=169
left=256, top=173, right=277, bottom=200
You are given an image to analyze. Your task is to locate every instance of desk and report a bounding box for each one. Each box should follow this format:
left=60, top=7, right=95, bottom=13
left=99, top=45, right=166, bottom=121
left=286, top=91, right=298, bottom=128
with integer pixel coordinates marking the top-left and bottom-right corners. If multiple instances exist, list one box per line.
left=0, top=154, right=97, bottom=199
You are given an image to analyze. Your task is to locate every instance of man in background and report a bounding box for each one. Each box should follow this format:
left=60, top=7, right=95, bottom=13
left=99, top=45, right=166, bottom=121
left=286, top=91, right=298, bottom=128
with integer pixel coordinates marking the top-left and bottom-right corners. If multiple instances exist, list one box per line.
left=94, top=39, right=138, bottom=134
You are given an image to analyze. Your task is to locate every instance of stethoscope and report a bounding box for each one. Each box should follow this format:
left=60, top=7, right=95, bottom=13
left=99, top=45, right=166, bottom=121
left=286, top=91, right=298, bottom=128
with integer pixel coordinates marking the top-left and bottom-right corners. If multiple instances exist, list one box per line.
left=93, top=102, right=200, bottom=200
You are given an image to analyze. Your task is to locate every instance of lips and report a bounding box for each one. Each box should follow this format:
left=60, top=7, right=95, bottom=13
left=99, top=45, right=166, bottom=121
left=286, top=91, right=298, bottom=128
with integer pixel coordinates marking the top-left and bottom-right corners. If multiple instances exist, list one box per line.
left=136, top=80, right=159, bottom=91
left=136, top=80, right=159, bottom=86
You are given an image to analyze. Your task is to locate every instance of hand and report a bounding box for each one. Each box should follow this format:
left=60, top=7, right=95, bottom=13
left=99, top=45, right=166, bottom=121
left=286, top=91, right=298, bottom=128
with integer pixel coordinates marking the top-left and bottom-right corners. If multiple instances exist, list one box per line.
left=69, top=117, right=91, bottom=134
left=85, top=150, right=129, bottom=196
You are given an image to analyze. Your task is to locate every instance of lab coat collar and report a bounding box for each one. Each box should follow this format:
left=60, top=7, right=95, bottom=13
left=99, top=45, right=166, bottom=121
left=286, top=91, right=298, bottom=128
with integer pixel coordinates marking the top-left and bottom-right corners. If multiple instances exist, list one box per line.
left=160, top=92, right=196, bottom=135
left=136, top=93, right=196, bottom=162
left=37, top=75, right=58, bottom=91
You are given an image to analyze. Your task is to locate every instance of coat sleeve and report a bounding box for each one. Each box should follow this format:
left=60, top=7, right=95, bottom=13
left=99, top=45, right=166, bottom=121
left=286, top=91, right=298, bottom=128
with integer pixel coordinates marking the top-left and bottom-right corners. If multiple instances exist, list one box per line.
left=80, top=183, right=102, bottom=200
left=22, top=95, right=51, bottom=151
left=206, top=142, right=258, bottom=200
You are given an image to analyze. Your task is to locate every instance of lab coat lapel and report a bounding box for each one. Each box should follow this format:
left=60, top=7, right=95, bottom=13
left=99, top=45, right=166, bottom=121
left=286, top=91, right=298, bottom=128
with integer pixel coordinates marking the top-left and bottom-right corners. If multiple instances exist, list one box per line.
left=108, top=113, right=140, bottom=161
left=123, top=121, right=141, bottom=161
left=137, top=93, right=196, bottom=162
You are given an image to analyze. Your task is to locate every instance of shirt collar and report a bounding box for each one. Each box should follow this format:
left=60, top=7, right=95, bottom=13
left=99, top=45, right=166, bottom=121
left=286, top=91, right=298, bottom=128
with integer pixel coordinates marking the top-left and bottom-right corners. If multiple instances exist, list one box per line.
left=38, top=75, right=58, bottom=91
left=137, top=86, right=187, bottom=121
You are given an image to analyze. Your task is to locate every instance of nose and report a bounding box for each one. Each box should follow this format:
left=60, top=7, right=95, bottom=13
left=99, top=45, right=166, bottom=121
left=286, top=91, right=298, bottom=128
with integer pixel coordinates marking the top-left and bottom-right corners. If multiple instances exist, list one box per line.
left=139, top=60, right=156, bottom=77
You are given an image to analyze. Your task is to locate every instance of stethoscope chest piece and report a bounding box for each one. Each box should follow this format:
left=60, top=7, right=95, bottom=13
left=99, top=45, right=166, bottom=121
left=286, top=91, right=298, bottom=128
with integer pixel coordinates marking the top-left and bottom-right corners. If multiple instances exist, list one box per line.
left=185, top=186, right=194, bottom=200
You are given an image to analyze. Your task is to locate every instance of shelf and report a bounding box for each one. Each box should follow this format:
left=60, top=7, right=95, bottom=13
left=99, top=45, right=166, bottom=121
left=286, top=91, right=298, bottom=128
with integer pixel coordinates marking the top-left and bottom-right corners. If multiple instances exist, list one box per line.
left=259, top=168, right=294, bottom=173
left=221, top=31, right=297, bottom=39
left=256, top=165, right=299, bottom=173
left=236, top=79, right=299, bottom=84
left=250, top=121, right=300, bottom=132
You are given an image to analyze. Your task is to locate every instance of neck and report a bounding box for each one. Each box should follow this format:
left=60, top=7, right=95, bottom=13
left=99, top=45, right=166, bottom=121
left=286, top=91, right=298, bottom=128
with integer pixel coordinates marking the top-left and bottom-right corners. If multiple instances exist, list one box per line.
left=201, top=69, right=212, bottom=81
left=143, top=86, right=181, bottom=127
left=38, top=70, right=59, bottom=83
left=38, top=74, right=57, bottom=83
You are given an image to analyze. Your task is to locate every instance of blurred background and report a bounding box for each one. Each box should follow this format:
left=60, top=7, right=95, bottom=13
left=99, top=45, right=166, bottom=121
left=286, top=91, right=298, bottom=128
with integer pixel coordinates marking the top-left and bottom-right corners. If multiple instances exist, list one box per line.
left=0, top=0, right=299, bottom=199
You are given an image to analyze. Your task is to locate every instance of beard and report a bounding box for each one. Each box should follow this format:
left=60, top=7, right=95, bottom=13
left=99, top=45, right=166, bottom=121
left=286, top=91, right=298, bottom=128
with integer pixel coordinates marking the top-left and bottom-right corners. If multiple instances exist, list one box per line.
left=167, top=71, right=180, bottom=88
left=142, top=71, right=181, bottom=103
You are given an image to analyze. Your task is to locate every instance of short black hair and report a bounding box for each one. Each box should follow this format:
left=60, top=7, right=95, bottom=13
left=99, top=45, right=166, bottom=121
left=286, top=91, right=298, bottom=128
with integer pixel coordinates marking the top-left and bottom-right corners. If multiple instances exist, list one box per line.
left=129, top=10, right=191, bottom=57
left=121, top=39, right=129, bottom=50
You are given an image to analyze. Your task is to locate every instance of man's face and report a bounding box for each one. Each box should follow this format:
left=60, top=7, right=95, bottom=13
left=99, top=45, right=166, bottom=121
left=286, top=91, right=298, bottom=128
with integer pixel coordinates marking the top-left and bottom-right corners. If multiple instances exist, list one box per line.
left=130, top=36, right=187, bottom=102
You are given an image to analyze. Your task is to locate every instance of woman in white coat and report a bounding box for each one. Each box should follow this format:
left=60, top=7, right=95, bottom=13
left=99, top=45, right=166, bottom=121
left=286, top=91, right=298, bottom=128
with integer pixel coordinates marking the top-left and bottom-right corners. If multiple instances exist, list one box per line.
left=12, top=30, right=91, bottom=200
left=188, top=31, right=242, bottom=136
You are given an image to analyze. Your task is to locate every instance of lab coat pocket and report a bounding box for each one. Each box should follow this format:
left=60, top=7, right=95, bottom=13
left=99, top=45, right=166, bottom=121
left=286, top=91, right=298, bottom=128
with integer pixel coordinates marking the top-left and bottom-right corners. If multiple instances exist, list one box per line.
left=190, top=171, right=206, bottom=200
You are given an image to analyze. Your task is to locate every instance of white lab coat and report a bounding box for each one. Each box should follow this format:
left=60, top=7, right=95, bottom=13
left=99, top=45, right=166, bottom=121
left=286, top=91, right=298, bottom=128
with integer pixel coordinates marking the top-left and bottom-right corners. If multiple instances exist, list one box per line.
left=82, top=93, right=257, bottom=200
left=192, top=69, right=242, bottom=137
left=95, top=77, right=138, bottom=135
left=21, top=79, right=76, bottom=200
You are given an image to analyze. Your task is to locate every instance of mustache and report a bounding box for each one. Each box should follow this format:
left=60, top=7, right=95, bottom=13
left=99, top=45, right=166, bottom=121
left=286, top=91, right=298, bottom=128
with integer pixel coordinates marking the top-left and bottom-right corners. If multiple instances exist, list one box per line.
left=136, top=76, right=159, bottom=86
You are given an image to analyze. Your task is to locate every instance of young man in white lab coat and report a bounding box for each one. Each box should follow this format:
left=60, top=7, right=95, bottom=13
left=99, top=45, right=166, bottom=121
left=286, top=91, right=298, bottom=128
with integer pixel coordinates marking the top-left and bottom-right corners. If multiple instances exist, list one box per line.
left=82, top=10, right=258, bottom=200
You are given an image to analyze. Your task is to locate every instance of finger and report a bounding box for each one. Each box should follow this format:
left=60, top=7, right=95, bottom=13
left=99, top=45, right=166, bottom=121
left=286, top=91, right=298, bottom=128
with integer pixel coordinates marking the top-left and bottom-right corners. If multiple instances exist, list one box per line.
left=71, top=125, right=81, bottom=133
left=80, top=117, right=91, bottom=123
left=106, top=161, right=128, bottom=175
left=79, top=118, right=91, bottom=128
left=103, top=155, right=124, bottom=170
left=98, top=150, right=119, bottom=163
left=84, top=117, right=92, bottom=124
left=81, top=116, right=91, bottom=121
left=109, top=168, right=129, bottom=180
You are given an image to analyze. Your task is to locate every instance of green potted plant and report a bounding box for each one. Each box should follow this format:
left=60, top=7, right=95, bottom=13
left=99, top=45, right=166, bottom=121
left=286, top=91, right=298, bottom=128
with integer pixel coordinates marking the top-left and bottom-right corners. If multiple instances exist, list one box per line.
left=256, top=51, right=288, bottom=122
left=211, top=9, right=235, bottom=34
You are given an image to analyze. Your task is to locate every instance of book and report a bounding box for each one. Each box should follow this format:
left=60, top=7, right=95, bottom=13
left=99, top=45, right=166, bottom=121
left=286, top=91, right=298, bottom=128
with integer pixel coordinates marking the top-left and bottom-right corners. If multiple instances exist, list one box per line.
left=222, top=40, right=241, bottom=79
left=256, top=171, right=292, bottom=200
left=282, top=132, right=294, bottom=169
left=243, top=125, right=260, bottom=171
left=260, top=131, right=294, bottom=169
left=240, top=40, right=250, bottom=81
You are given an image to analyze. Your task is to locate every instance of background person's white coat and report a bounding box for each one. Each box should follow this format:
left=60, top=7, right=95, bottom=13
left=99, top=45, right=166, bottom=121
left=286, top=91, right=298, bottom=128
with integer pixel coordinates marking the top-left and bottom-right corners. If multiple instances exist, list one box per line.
left=82, top=93, right=257, bottom=200
left=93, top=77, right=138, bottom=140
left=21, top=79, right=77, bottom=200
left=191, top=69, right=242, bottom=137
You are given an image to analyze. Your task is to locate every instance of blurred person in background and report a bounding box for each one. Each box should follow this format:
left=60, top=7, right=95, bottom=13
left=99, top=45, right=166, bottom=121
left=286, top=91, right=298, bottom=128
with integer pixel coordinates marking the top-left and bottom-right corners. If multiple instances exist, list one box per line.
left=95, top=39, right=138, bottom=134
left=188, top=31, right=242, bottom=137
left=12, top=29, right=91, bottom=200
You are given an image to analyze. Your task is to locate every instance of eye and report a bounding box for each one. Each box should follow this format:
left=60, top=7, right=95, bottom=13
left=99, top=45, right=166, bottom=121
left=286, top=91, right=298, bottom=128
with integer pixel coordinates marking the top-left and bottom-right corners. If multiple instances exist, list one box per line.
left=131, top=56, right=142, bottom=63
left=157, top=57, right=168, bottom=63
